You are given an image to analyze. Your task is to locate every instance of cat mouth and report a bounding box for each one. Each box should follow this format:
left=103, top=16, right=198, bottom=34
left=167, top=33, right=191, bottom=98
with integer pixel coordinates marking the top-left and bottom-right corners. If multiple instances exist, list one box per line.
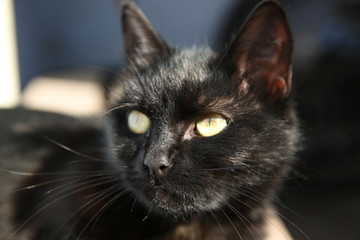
left=122, top=173, right=188, bottom=214
left=147, top=180, right=226, bottom=217
left=124, top=168, right=225, bottom=216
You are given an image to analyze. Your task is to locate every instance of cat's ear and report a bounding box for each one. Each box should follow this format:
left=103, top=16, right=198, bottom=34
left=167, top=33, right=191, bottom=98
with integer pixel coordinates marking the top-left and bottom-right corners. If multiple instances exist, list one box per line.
left=226, top=0, right=293, bottom=102
left=121, top=1, right=171, bottom=70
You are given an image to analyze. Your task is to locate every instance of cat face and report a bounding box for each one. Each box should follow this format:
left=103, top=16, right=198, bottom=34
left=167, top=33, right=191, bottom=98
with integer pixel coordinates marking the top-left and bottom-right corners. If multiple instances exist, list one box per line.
left=106, top=1, right=297, bottom=218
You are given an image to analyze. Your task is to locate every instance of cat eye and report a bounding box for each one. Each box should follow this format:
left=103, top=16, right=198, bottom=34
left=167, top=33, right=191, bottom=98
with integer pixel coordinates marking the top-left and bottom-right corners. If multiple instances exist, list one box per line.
left=127, top=110, right=151, bottom=134
left=195, top=113, right=229, bottom=137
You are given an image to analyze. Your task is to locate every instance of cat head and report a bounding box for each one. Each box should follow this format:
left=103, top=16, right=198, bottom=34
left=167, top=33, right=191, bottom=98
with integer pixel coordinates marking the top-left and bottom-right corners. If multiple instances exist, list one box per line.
left=106, top=0, right=297, bottom=218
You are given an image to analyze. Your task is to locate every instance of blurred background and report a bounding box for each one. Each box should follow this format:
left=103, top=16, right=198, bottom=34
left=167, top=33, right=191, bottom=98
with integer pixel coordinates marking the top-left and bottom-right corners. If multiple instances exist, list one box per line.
left=0, top=0, right=359, bottom=239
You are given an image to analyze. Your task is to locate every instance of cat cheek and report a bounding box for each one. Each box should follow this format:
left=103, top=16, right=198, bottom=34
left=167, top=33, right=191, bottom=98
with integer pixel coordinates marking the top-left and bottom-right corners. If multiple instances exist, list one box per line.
left=113, top=138, right=138, bottom=161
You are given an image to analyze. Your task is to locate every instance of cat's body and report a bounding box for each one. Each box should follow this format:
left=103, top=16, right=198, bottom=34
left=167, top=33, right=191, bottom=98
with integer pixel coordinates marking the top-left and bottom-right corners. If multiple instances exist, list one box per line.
left=7, top=1, right=298, bottom=239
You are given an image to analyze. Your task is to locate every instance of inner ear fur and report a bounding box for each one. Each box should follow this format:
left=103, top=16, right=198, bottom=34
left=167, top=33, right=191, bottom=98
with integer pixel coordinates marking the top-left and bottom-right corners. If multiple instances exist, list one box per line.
left=226, top=0, right=293, bottom=102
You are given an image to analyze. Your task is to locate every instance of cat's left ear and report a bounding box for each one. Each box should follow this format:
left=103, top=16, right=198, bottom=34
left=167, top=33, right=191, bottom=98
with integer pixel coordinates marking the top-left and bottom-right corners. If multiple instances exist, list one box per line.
left=121, top=1, right=171, bottom=70
left=225, top=0, right=293, bottom=102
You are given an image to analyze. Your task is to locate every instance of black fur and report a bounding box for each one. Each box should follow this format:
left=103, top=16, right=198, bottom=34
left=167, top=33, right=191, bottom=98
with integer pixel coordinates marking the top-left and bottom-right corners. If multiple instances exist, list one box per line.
left=10, top=1, right=298, bottom=239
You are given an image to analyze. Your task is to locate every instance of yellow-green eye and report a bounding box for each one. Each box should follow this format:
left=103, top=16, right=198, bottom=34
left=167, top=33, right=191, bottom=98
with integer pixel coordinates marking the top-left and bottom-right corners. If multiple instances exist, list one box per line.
left=195, top=113, right=228, bottom=137
left=127, top=110, right=150, bottom=134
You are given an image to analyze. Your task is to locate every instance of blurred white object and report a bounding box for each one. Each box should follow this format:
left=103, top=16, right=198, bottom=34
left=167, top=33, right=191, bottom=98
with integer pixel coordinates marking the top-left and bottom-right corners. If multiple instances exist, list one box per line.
left=0, top=0, right=20, bottom=108
left=22, top=70, right=105, bottom=117
left=265, top=208, right=293, bottom=240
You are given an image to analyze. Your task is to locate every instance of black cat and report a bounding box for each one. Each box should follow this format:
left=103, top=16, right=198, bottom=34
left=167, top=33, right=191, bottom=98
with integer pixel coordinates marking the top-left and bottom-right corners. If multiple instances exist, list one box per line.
left=9, top=0, right=298, bottom=239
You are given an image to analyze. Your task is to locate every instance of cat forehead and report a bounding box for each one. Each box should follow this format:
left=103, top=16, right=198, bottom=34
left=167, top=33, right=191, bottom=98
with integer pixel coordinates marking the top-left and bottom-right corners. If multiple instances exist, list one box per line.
left=106, top=47, right=242, bottom=118
left=109, top=48, right=220, bottom=103
left=149, top=48, right=215, bottom=81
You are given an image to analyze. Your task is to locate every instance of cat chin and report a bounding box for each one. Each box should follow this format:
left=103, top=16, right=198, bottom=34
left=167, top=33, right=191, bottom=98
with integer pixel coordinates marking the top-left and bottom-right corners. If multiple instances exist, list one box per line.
left=131, top=183, right=227, bottom=219
left=122, top=169, right=240, bottom=220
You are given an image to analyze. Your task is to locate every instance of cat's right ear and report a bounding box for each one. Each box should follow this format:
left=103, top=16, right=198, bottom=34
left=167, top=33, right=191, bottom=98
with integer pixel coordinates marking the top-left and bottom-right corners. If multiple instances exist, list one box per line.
left=121, top=1, right=171, bottom=70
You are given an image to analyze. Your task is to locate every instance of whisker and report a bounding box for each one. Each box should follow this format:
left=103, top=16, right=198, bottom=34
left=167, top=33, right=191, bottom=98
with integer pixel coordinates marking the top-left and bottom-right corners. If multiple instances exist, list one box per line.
left=39, top=133, right=106, bottom=163
left=140, top=207, right=152, bottom=223
left=30, top=175, right=117, bottom=216
left=224, top=201, right=262, bottom=239
left=0, top=168, right=38, bottom=176
left=228, top=191, right=307, bottom=240
left=39, top=174, right=118, bottom=201
left=241, top=186, right=305, bottom=219
left=130, top=198, right=137, bottom=213
left=197, top=163, right=265, bottom=172
left=226, top=185, right=294, bottom=240
left=208, top=208, right=228, bottom=240
left=1, top=168, right=117, bottom=176
left=219, top=207, right=243, bottom=240
left=50, top=182, right=122, bottom=239
left=14, top=174, right=100, bottom=191
left=97, top=102, right=137, bottom=119
left=167, top=169, right=305, bottom=239
left=7, top=177, right=118, bottom=240
left=79, top=189, right=125, bottom=238
left=68, top=159, right=108, bottom=164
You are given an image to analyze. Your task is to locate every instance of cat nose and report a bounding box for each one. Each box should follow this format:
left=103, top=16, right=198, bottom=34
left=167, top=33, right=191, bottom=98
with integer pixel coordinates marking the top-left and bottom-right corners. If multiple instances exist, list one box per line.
left=144, top=157, right=172, bottom=178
